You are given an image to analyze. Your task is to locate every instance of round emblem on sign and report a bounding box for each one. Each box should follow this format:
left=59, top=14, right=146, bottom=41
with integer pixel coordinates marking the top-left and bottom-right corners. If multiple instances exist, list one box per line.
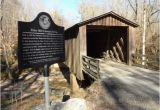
left=39, top=15, right=51, bottom=29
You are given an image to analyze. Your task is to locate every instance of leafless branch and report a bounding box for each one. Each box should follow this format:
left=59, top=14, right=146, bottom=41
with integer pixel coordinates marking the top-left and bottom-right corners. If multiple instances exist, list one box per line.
left=150, top=10, right=160, bottom=16
left=127, top=0, right=136, bottom=14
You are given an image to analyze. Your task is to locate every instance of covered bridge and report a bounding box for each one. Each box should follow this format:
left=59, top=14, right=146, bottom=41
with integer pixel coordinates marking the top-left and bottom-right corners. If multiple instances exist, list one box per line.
left=65, top=11, right=138, bottom=80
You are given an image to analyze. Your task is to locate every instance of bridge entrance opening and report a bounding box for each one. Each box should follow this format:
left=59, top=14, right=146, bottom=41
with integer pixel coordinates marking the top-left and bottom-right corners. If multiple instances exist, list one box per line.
left=87, top=25, right=128, bottom=63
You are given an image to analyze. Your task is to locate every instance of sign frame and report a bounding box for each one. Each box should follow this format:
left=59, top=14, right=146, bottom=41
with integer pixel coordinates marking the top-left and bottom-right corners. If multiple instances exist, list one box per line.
left=18, top=12, right=65, bottom=70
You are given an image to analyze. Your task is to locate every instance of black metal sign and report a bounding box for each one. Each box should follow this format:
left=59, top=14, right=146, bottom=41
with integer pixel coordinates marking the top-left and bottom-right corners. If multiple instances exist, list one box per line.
left=18, top=12, right=65, bottom=69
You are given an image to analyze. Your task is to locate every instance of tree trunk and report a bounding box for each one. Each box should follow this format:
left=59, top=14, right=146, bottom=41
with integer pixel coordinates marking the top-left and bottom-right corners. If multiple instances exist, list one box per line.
left=2, top=44, right=13, bottom=80
left=142, top=2, right=146, bottom=66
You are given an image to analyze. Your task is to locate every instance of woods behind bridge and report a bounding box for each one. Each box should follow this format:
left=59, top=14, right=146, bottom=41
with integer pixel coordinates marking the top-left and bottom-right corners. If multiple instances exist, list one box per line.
left=0, top=0, right=159, bottom=80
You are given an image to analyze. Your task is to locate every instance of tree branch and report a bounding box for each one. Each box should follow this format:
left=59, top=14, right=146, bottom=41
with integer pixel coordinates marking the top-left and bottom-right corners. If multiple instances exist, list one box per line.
left=150, top=10, right=160, bottom=16
left=127, top=0, right=136, bottom=14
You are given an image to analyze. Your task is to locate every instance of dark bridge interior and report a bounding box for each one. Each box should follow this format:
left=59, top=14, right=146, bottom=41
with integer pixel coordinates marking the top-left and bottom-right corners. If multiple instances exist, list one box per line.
left=87, top=25, right=128, bottom=63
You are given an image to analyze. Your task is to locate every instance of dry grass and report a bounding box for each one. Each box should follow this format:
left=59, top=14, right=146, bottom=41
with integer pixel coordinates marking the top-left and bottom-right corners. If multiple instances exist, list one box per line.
left=1, top=67, right=71, bottom=110
left=83, top=81, right=118, bottom=110
left=1, top=68, right=117, bottom=110
left=51, top=79, right=116, bottom=110
left=2, top=94, right=44, bottom=110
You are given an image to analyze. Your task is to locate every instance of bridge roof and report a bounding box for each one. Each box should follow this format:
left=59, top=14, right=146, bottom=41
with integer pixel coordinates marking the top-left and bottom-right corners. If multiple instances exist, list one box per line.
left=66, top=11, right=139, bottom=32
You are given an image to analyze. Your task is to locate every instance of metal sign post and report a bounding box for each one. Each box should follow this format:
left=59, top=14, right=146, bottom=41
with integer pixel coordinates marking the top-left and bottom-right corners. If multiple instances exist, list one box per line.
left=44, top=64, right=50, bottom=110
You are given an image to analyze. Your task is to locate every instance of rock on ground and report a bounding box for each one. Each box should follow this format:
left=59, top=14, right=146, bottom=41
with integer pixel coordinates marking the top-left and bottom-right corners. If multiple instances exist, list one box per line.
left=33, top=98, right=87, bottom=110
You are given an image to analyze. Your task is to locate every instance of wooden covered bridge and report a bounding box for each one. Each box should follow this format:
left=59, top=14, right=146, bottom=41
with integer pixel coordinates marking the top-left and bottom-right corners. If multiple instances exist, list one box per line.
left=65, top=11, right=139, bottom=80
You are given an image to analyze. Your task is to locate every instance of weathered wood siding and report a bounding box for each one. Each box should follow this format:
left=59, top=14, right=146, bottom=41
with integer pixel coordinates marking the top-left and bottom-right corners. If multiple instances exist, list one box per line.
left=79, top=15, right=136, bottom=65
left=65, top=29, right=81, bottom=79
left=65, top=14, right=137, bottom=80
left=79, top=26, right=87, bottom=80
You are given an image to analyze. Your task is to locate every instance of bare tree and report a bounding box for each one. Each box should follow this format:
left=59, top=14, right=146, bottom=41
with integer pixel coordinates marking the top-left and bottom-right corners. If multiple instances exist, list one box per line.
left=1, top=0, right=21, bottom=79
left=0, top=0, right=46, bottom=80
left=79, top=0, right=104, bottom=21
left=127, top=0, right=138, bottom=21
left=126, top=0, right=159, bottom=68
left=51, top=10, right=64, bottom=26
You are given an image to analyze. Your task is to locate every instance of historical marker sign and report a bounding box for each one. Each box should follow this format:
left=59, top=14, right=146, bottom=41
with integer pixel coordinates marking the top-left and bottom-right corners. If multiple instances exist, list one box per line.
left=18, top=12, right=65, bottom=69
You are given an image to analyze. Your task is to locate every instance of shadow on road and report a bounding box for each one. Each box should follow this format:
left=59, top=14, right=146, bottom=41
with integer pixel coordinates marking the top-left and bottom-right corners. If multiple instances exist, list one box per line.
left=102, top=76, right=159, bottom=110
left=100, top=61, right=159, bottom=110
